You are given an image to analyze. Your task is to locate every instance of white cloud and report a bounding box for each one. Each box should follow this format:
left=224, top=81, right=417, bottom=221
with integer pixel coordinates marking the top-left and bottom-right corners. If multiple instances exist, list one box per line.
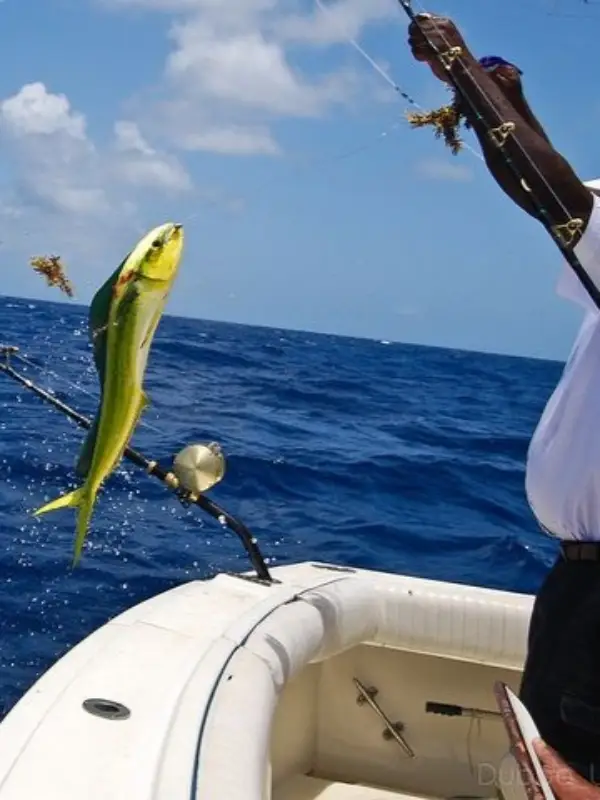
left=112, top=120, right=192, bottom=191
left=0, top=83, right=193, bottom=290
left=275, top=0, right=393, bottom=46
left=0, top=83, right=192, bottom=205
left=100, top=0, right=395, bottom=156
left=415, top=157, right=474, bottom=183
left=100, top=0, right=277, bottom=16
left=114, top=119, right=155, bottom=155
left=0, top=83, right=108, bottom=220
left=0, top=82, right=86, bottom=139
left=165, top=22, right=344, bottom=117
left=0, top=1, right=402, bottom=298
left=174, top=124, right=280, bottom=156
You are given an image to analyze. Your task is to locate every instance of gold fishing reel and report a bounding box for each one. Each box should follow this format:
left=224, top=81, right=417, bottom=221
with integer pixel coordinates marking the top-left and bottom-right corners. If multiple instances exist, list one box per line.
left=172, top=442, right=226, bottom=494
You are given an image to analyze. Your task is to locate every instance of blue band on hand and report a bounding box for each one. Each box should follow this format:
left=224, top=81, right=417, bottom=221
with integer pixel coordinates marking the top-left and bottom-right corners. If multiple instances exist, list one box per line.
left=479, top=55, right=522, bottom=75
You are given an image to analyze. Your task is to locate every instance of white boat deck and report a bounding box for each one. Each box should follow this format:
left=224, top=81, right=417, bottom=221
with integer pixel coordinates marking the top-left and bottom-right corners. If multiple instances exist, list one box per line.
left=275, top=775, right=433, bottom=799
left=0, top=561, right=534, bottom=800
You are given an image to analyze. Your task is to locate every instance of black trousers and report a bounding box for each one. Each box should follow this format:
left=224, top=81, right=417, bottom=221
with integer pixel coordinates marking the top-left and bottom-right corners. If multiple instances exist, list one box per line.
left=519, top=551, right=600, bottom=783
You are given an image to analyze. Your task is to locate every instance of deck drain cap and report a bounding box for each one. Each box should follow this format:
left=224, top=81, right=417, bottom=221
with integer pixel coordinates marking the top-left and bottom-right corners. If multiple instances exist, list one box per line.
left=82, top=698, right=131, bottom=720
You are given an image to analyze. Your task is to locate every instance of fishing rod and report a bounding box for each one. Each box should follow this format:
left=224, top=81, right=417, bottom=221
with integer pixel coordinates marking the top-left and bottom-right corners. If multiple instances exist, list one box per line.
left=396, top=0, right=600, bottom=312
left=0, top=345, right=274, bottom=584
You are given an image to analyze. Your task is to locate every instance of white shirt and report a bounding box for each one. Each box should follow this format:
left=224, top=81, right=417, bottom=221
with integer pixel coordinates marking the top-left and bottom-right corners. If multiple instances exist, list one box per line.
left=526, top=191, right=600, bottom=540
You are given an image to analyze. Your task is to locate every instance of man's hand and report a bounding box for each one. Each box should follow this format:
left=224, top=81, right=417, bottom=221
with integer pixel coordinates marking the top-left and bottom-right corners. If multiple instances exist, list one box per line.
left=485, top=62, right=522, bottom=92
left=407, top=13, right=471, bottom=84
left=533, top=738, right=600, bottom=800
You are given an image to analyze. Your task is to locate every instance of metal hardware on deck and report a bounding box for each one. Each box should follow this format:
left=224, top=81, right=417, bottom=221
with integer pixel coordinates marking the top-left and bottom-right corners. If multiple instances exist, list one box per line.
left=227, top=571, right=280, bottom=587
left=487, top=122, right=516, bottom=148
left=82, top=698, right=131, bottom=721
left=382, top=722, right=408, bottom=742
left=353, top=678, right=415, bottom=758
left=355, top=683, right=378, bottom=705
left=311, top=563, right=356, bottom=574
left=438, top=46, right=463, bottom=70
left=425, top=700, right=501, bottom=720
left=552, top=218, right=584, bottom=248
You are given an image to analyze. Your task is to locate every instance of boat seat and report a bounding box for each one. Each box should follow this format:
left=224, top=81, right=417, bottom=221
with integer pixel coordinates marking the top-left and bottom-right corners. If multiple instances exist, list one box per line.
left=273, top=774, right=434, bottom=800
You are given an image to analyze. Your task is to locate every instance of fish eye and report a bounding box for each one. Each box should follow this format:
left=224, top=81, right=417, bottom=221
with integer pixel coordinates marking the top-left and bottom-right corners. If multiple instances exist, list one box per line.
left=151, top=239, right=162, bottom=248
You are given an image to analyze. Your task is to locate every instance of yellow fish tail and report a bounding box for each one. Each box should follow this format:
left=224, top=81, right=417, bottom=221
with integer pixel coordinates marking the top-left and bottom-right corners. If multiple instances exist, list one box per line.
left=73, top=493, right=96, bottom=567
left=33, top=486, right=95, bottom=567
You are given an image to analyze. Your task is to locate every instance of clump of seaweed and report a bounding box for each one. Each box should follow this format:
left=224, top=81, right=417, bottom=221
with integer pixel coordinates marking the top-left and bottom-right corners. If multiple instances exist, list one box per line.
left=406, top=92, right=471, bottom=155
left=29, top=255, right=75, bottom=298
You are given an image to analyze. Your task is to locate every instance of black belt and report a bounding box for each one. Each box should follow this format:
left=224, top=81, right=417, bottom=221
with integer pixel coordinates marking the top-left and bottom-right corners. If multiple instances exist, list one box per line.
left=561, top=542, right=600, bottom=562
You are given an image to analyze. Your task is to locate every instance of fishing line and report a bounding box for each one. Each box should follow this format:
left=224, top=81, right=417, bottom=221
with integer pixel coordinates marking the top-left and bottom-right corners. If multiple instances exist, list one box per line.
left=314, top=0, right=484, bottom=162
left=8, top=349, right=165, bottom=437
left=314, top=0, right=416, bottom=102
left=397, top=0, right=600, bottom=310
left=180, top=0, right=486, bottom=227
left=179, top=116, right=408, bottom=226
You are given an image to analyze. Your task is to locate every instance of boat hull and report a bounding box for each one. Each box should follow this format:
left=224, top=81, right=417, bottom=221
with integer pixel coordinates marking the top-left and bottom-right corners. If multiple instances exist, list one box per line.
left=0, top=562, right=534, bottom=799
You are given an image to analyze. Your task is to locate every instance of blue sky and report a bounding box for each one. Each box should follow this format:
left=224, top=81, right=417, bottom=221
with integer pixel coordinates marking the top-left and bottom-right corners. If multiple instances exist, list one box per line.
left=0, top=0, right=597, bottom=360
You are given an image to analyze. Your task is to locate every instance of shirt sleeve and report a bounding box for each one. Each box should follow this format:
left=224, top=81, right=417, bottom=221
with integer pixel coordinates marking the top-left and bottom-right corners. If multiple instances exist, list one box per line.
left=557, top=192, right=600, bottom=312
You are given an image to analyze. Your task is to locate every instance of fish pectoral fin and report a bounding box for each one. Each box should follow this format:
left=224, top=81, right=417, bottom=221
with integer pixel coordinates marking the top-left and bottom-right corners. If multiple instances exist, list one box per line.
left=141, top=390, right=150, bottom=411
left=33, top=486, right=86, bottom=517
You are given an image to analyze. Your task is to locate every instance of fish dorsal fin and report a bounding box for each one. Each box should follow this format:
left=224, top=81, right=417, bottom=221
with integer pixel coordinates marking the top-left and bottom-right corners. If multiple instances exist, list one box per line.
left=75, top=255, right=130, bottom=479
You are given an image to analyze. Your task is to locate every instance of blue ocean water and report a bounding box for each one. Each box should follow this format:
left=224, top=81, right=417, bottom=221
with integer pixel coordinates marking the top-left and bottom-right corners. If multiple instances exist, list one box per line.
left=0, top=294, right=563, bottom=716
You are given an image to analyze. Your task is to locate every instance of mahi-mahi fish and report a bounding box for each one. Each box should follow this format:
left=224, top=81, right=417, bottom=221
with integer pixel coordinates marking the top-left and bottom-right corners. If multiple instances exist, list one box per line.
left=33, top=222, right=185, bottom=565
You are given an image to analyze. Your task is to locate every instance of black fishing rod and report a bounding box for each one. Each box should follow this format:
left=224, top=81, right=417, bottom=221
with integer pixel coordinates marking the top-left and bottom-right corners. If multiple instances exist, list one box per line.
left=397, top=0, right=600, bottom=312
left=0, top=344, right=273, bottom=583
